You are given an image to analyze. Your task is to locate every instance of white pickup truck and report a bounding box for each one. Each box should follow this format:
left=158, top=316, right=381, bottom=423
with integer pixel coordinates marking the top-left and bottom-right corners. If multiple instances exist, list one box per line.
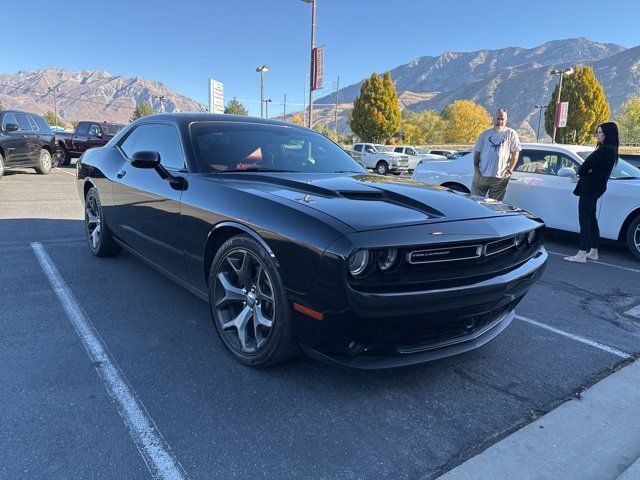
left=351, top=143, right=409, bottom=175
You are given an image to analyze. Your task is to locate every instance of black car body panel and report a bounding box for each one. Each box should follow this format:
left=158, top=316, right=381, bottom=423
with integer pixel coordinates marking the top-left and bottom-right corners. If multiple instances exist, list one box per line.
left=0, top=110, right=59, bottom=170
left=76, top=113, right=547, bottom=368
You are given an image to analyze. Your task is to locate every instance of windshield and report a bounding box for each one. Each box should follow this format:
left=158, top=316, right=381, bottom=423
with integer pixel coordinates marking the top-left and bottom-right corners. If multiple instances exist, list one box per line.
left=190, top=122, right=367, bottom=174
left=577, top=151, right=640, bottom=179
left=374, top=145, right=393, bottom=152
left=102, top=124, right=125, bottom=135
left=414, top=147, right=429, bottom=154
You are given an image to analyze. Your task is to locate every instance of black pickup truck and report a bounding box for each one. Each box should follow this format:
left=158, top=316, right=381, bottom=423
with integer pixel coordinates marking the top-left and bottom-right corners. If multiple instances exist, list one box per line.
left=57, top=121, right=124, bottom=165
left=0, top=109, right=59, bottom=179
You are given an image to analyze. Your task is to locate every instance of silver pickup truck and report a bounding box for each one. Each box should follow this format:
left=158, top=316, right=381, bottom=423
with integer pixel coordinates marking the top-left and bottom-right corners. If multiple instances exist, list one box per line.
left=351, top=143, right=409, bottom=175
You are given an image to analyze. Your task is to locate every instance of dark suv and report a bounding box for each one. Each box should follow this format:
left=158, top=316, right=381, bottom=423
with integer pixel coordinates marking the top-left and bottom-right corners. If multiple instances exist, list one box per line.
left=0, top=109, right=59, bottom=179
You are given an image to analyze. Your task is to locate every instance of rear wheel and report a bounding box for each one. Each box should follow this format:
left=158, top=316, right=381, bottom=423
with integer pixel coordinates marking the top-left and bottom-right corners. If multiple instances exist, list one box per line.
left=376, top=161, right=389, bottom=175
left=35, top=149, right=52, bottom=174
left=209, top=234, right=299, bottom=367
left=85, top=187, right=122, bottom=257
left=626, top=215, right=640, bottom=260
left=0, top=152, right=4, bottom=180
left=59, top=146, right=70, bottom=166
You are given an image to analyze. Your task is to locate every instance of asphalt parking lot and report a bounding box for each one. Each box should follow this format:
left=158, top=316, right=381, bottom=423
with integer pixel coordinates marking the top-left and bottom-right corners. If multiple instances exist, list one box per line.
left=1, top=164, right=639, bottom=480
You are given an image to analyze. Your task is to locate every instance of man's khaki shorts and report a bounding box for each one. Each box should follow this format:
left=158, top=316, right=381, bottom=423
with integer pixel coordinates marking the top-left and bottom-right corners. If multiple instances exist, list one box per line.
left=471, top=172, right=510, bottom=201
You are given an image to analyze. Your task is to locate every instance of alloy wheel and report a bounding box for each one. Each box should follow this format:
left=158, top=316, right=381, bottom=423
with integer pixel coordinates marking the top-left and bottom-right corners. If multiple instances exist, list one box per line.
left=85, top=194, right=101, bottom=250
left=214, top=248, right=276, bottom=353
left=42, top=151, right=52, bottom=171
left=634, top=224, right=640, bottom=255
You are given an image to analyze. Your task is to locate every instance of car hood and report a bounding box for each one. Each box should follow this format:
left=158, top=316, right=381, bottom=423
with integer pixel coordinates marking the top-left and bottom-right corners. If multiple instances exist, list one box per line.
left=216, top=172, right=522, bottom=232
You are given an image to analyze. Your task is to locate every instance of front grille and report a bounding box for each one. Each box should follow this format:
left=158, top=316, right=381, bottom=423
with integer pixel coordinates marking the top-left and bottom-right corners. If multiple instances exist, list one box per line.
left=408, top=244, right=482, bottom=264
left=486, top=236, right=516, bottom=256
left=356, top=300, right=518, bottom=351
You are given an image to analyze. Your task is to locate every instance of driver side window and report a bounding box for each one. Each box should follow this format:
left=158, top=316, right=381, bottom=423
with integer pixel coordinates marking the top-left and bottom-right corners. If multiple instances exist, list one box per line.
left=120, top=123, right=185, bottom=170
left=364, top=145, right=375, bottom=153
left=516, top=150, right=577, bottom=176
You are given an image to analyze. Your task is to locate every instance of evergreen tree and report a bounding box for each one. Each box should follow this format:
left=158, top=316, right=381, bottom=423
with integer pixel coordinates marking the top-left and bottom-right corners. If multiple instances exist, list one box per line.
left=130, top=103, right=155, bottom=122
left=615, top=96, right=640, bottom=144
left=224, top=97, right=249, bottom=115
left=349, top=72, right=401, bottom=143
left=43, top=111, right=66, bottom=129
left=544, top=66, right=610, bottom=144
left=441, top=100, right=491, bottom=143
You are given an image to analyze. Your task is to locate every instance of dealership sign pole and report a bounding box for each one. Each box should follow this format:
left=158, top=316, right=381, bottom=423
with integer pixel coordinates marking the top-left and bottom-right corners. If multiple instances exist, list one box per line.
left=209, top=79, right=224, bottom=114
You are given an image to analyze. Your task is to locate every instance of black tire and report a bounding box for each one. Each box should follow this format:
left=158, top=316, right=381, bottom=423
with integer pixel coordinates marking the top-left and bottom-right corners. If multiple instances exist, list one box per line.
left=443, top=182, right=470, bottom=193
left=59, top=146, right=70, bottom=166
left=0, top=152, right=4, bottom=180
left=625, top=215, right=640, bottom=261
left=35, top=149, right=53, bottom=174
left=209, top=234, right=299, bottom=367
left=376, top=161, right=389, bottom=175
left=85, top=187, right=122, bottom=257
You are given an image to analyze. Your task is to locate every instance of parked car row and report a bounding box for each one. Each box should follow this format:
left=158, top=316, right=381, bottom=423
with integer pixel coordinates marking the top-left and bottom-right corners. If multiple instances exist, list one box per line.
left=411, top=143, right=640, bottom=259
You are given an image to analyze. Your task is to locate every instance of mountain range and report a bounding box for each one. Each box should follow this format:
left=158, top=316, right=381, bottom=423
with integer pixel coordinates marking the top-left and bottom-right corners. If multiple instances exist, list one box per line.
left=311, top=38, right=640, bottom=140
left=0, top=68, right=206, bottom=125
left=1, top=38, right=639, bottom=140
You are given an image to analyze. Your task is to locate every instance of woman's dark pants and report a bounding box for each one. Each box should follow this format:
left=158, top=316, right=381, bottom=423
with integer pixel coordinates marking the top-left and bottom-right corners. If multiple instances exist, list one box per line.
left=578, top=195, right=600, bottom=251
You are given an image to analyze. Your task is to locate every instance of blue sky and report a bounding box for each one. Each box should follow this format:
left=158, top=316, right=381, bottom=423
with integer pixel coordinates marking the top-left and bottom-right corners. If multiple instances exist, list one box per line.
left=3, top=0, right=639, bottom=117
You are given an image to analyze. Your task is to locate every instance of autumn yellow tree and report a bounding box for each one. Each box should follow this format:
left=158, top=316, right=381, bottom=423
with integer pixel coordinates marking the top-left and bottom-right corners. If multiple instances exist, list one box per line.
left=441, top=100, right=491, bottom=143
left=289, top=113, right=305, bottom=126
left=615, top=96, right=640, bottom=144
left=402, top=110, right=445, bottom=144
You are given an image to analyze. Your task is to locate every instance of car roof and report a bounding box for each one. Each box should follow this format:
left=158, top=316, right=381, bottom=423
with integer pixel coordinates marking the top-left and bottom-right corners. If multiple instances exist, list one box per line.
left=137, top=112, right=315, bottom=132
left=521, top=142, right=595, bottom=154
left=1, top=109, right=42, bottom=116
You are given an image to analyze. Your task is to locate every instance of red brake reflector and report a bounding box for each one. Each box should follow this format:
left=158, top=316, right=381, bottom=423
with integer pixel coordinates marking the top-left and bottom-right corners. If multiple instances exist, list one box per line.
left=293, top=303, right=324, bottom=321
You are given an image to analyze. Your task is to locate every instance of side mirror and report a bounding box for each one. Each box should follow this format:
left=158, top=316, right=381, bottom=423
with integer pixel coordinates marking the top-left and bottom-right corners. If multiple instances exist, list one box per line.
left=4, top=123, right=19, bottom=133
left=96, top=131, right=104, bottom=138
left=557, top=167, right=578, bottom=182
left=131, top=150, right=160, bottom=169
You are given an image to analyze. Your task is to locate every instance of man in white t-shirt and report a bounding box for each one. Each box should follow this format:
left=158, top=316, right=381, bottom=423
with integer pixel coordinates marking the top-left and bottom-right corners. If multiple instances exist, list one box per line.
left=472, top=109, right=521, bottom=201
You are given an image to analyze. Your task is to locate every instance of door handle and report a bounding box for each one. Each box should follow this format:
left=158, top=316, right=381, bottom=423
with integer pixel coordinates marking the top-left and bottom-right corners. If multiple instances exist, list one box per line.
left=116, top=170, right=126, bottom=179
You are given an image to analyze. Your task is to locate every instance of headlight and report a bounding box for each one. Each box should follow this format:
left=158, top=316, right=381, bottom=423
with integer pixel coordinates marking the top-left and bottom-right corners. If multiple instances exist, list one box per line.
left=527, top=229, right=537, bottom=245
left=377, top=248, right=398, bottom=272
left=514, top=232, right=526, bottom=248
left=348, top=250, right=370, bottom=277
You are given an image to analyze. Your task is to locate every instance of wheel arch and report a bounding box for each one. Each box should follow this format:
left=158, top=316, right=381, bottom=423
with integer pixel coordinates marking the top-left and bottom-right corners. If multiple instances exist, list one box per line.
left=618, top=207, right=640, bottom=242
left=83, top=179, right=97, bottom=199
left=203, top=222, right=279, bottom=286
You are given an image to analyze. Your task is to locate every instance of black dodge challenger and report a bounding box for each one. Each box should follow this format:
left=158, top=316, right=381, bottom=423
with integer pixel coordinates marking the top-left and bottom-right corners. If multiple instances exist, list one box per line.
left=76, top=113, right=547, bottom=369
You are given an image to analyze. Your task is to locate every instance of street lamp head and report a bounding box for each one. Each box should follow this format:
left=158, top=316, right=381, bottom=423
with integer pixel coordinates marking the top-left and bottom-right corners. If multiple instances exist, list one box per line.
left=256, top=65, right=269, bottom=73
left=564, top=67, right=574, bottom=75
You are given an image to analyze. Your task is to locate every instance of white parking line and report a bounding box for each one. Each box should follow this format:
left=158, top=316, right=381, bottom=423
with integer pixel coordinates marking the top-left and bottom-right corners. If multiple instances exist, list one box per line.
left=31, top=242, right=188, bottom=480
left=55, top=167, right=76, bottom=176
left=515, top=314, right=632, bottom=359
left=546, top=250, right=640, bottom=274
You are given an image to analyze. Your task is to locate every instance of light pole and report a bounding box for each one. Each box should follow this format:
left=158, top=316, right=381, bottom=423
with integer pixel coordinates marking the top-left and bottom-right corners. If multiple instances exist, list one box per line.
left=302, top=0, right=317, bottom=128
left=153, top=95, right=166, bottom=113
left=256, top=65, right=269, bottom=118
left=534, top=104, right=546, bottom=143
left=550, top=67, right=573, bottom=143
left=264, top=99, right=272, bottom=118
left=48, top=87, right=58, bottom=127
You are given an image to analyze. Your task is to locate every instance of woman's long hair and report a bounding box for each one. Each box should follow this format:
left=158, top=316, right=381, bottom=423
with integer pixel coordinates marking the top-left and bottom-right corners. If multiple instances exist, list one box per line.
left=598, top=122, right=619, bottom=159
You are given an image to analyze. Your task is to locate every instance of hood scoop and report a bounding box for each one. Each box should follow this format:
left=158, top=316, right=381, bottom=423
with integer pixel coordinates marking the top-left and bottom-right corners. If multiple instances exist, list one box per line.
left=337, top=189, right=445, bottom=219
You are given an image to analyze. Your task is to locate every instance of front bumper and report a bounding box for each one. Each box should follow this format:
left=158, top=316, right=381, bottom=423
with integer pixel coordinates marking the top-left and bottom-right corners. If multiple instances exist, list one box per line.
left=295, top=249, right=547, bottom=369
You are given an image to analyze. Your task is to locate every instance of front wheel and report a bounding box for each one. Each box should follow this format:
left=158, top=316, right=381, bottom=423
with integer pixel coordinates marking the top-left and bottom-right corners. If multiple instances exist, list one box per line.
left=626, top=215, right=640, bottom=261
left=0, top=152, right=4, bottom=180
left=36, top=149, right=52, bottom=174
left=85, top=187, right=122, bottom=257
left=209, top=234, right=299, bottom=367
left=376, top=161, right=389, bottom=175
left=59, top=147, right=70, bottom=166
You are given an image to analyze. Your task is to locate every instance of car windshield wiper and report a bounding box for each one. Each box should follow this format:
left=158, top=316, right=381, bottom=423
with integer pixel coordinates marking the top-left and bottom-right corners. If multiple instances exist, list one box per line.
left=218, top=167, right=298, bottom=173
left=612, top=176, right=640, bottom=180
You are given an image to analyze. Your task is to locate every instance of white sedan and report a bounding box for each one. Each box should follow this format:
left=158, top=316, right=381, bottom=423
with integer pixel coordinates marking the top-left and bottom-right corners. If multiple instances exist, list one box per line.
left=412, top=143, right=640, bottom=259
left=392, top=146, right=447, bottom=172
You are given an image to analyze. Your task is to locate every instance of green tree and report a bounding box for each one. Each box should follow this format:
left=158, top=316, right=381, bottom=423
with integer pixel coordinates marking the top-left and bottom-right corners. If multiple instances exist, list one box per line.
left=544, top=66, right=610, bottom=145
left=224, top=97, right=249, bottom=115
left=43, top=111, right=66, bottom=129
left=441, top=100, right=491, bottom=143
left=401, top=110, right=445, bottom=144
left=349, top=72, right=401, bottom=143
left=70, top=120, right=79, bottom=130
left=130, top=102, right=155, bottom=122
left=0, top=103, right=5, bottom=110
left=615, top=96, right=640, bottom=144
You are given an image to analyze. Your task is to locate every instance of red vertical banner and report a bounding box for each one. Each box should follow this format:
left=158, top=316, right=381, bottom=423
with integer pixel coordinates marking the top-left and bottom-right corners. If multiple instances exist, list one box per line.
left=555, top=101, right=569, bottom=128
left=312, top=46, right=324, bottom=91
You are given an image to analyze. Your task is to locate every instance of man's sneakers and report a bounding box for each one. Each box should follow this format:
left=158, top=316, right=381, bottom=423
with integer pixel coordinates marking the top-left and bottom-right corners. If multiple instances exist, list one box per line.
left=564, top=250, right=588, bottom=263
left=586, top=249, right=599, bottom=261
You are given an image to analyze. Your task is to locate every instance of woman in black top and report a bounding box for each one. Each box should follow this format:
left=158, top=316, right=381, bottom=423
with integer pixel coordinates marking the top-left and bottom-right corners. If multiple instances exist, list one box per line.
left=564, top=122, right=618, bottom=263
